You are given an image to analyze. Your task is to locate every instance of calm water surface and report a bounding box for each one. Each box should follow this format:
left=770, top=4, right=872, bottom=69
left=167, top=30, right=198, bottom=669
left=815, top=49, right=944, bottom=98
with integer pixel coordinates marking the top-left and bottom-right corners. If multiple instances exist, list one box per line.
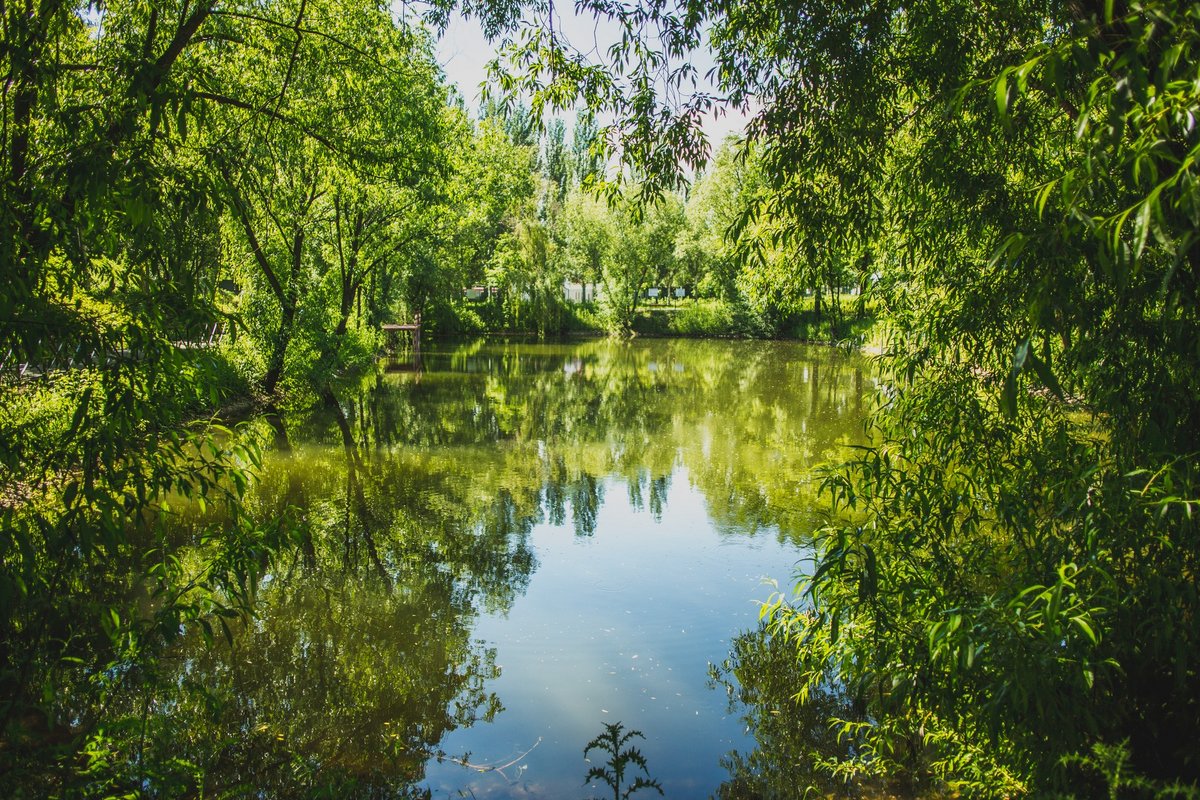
left=190, top=339, right=870, bottom=798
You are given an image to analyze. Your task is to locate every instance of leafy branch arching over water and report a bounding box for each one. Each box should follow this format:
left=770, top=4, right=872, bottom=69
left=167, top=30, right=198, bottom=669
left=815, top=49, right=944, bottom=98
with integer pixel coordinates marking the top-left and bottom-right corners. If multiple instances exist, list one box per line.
left=482, top=0, right=1200, bottom=793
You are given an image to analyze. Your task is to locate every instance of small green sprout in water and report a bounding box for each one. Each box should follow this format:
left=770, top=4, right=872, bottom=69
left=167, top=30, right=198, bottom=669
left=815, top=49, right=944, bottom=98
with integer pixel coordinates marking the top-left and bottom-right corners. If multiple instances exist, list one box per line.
left=583, top=721, right=664, bottom=800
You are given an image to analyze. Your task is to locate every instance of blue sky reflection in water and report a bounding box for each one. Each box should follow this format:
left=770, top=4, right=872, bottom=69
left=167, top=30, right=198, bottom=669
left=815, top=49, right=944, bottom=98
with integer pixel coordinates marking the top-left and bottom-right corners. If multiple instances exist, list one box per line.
left=223, top=339, right=868, bottom=798
left=382, top=340, right=871, bottom=798
left=422, top=469, right=810, bottom=798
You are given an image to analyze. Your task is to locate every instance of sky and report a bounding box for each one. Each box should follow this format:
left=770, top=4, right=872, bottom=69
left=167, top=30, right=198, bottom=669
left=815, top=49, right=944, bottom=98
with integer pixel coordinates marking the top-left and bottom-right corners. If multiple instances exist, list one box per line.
left=430, top=9, right=753, bottom=156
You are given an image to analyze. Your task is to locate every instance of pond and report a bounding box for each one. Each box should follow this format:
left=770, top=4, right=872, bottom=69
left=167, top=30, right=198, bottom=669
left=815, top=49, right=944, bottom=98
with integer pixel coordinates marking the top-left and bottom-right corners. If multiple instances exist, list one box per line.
left=168, top=338, right=872, bottom=798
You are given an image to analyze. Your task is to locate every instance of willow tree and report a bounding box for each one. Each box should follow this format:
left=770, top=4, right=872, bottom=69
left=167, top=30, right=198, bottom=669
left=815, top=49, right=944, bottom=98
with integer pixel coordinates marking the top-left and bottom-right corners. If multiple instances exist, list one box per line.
left=0, top=0, right=451, bottom=790
left=471, top=0, right=1200, bottom=792
left=206, top=0, right=448, bottom=393
left=1, top=1, right=263, bottom=756
left=730, top=4, right=1200, bottom=791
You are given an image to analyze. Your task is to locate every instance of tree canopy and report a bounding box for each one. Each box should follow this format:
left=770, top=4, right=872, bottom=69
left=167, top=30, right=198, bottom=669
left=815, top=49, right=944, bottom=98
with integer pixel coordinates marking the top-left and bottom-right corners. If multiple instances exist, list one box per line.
left=485, top=0, right=1200, bottom=792
left=3, top=0, right=1200, bottom=795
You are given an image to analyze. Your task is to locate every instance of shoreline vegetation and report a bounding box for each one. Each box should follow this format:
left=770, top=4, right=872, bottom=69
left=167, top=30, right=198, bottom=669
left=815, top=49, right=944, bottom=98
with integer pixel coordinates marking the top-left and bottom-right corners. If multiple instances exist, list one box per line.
left=432, top=294, right=882, bottom=346
left=411, top=280, right=864, bottom=339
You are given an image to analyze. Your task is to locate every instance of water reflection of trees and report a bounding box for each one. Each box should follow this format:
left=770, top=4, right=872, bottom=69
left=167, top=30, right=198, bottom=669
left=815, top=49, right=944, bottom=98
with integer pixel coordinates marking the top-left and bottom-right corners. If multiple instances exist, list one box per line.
left=325, top=339, right=870, bottom=543
left=129, top=340, right=868, bottom=795
left=710, top=626, right=878, bottom=800
left=121, top=388, right=543, bottom=796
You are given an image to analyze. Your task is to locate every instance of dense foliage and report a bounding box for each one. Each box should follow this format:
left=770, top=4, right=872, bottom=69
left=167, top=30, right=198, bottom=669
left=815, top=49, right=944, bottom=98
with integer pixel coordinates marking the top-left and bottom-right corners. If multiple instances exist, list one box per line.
left=0, top=1, right=449, bottom=792
left=492, top=0, right=1200, bottom=795
left=5, top=0, right=1200, bottom=796
left=0, top=1, right=803, bottom=792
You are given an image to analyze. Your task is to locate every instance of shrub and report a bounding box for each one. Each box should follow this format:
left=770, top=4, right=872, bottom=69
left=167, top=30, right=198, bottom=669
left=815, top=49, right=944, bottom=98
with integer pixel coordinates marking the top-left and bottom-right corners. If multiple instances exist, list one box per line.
left=668, top=299, right=735, bottom=336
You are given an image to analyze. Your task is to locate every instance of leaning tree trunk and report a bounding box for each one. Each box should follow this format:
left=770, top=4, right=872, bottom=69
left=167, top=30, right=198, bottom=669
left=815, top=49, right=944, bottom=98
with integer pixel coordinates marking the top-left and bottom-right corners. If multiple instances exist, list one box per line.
left=261, top=298, right=297, bottom=396
left=260, top=230, right=305, bottom=396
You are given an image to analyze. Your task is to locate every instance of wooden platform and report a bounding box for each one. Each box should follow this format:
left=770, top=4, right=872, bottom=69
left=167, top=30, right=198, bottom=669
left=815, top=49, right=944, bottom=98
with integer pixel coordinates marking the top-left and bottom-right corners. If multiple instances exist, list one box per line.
left=382, top=315, right=422, bottom=354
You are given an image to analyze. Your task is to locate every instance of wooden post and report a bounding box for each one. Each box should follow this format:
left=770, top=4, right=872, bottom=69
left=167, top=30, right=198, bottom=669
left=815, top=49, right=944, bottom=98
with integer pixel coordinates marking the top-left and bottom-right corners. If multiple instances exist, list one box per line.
left=381, top=312, right=421, bottom=357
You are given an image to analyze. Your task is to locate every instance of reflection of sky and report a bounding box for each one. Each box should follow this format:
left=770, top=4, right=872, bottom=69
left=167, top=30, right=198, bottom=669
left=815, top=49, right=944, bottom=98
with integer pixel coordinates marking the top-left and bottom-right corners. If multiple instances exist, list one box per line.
left=422, top=468, right=811, bottom=799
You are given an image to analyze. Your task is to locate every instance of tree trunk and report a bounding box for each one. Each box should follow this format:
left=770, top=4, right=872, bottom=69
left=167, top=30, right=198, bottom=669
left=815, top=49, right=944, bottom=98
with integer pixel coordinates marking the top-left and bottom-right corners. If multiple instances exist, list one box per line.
left=334, top=275, right=354, bottom=337
left=261, top=299, right=296, bottom=396
left=261, top=229, right=305, bottom=395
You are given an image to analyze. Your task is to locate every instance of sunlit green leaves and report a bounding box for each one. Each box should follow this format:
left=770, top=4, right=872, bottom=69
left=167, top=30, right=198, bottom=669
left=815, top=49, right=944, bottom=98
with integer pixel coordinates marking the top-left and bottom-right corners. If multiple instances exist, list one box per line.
left=0, top=1, right=460, bottom=792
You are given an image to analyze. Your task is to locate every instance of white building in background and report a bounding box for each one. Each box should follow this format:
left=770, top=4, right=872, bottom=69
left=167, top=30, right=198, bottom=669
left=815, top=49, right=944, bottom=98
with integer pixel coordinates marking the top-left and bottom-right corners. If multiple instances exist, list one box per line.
left=562, top=281, right=602, bottom=303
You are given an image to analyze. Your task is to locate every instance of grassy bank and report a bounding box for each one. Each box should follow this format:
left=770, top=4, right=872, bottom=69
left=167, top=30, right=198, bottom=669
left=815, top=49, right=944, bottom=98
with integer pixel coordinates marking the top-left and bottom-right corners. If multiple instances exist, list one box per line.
left=631, top=296, right=880, bottom=345
left=433, top=295, right=883, bottom=347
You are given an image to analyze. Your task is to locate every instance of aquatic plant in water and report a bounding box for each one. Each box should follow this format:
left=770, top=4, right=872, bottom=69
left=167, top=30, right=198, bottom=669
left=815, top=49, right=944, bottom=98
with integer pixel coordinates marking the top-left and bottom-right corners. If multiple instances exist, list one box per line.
left=583, top=722, right=663, bottom=800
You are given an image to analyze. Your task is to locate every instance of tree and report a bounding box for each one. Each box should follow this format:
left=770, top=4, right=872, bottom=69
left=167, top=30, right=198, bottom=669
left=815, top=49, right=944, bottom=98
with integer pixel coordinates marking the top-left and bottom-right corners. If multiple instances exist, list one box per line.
left=450, top=116, right=538, bottom=287
left=490, top=0, right=1200, bottom=792
left=210, top=0, right=447, bottom=392
left=572, top=110, right=606, bottom=186
left=489, top=212, right=566, bottom=336
left=0, top=1, right=456, bottom=789
left=541, top=117, right=571, bottom=201
left=219, top=132, right=326, bottom=395
left=0, top=1, right=275, bottom=779
left=722, top=0, right=1200, bottom=791
left=562, top=187, right=615, bottom=289
left=600, top=195, right=683, bottom=334
left=680, top=137, right=761, bottom=302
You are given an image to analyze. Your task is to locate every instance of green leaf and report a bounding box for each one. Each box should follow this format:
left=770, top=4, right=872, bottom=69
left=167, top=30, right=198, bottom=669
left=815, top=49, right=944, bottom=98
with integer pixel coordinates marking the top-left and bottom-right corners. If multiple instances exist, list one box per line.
left=67, top=387, right=93, bottom=439
left=1001, top=372, right=1019, bottom=418
left=1012, top=339, right=1030, bottom=373
left=863, top=544, right=877, bottom=597
left=1072, top=616, right=1099, bottom=644
left=1026, top=346, right=1064, bottom=399
left=994, top=69, right=1012, bottom=122
left=1134, top=200, right=1152, bottom=260
left=1035, top=180, right=1058, bottom=218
